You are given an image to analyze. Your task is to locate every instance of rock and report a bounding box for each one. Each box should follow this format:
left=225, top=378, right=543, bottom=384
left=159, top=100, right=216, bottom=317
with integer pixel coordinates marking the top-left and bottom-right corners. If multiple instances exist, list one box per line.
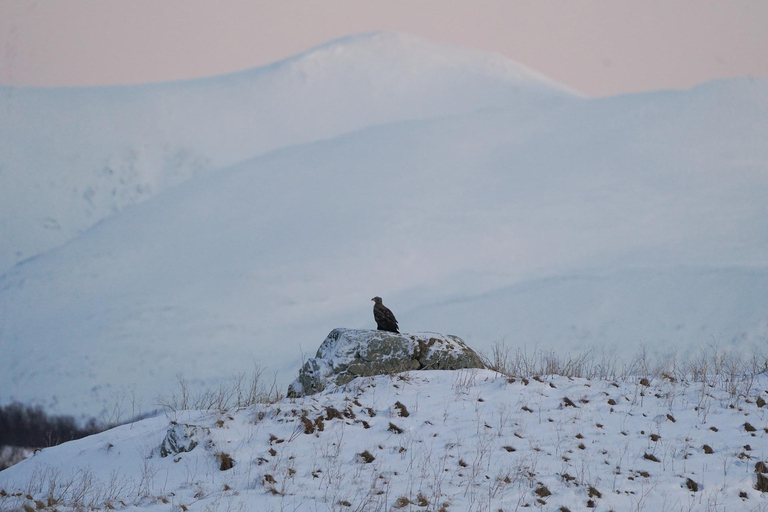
left=159, top=423, right=209, bottom=457
left=287, top=328, right=485, bottom=397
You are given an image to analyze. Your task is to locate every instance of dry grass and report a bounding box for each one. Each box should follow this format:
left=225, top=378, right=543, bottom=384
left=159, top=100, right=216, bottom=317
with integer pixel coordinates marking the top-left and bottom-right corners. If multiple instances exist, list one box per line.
left=481, top=340, right=768, bottom=401
left=155, top=364, right=282, bottom=413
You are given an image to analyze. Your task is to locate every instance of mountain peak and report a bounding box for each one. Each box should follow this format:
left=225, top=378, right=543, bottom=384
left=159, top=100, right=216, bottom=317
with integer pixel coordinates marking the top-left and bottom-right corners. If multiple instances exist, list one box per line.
left=265, top=30, right=580, bottom=97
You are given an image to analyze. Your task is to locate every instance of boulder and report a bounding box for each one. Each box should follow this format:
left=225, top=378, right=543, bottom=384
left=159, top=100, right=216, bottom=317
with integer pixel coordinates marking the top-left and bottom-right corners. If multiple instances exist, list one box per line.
left=287, top=328, right=485, bottom=397
left=159, top=423, right=209, bottom=457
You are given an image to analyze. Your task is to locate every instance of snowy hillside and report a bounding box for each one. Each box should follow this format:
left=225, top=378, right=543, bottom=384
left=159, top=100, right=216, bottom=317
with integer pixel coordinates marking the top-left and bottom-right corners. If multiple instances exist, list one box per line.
left=1, top=69, right=766, bottom=419
left=0, top=31, right=574, bottom=274
left=3, top=369, right=768, bottom=511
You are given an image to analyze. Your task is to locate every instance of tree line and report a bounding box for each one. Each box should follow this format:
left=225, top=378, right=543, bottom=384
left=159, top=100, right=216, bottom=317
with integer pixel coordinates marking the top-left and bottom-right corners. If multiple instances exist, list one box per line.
left=0, top=402, right=105, bottom=448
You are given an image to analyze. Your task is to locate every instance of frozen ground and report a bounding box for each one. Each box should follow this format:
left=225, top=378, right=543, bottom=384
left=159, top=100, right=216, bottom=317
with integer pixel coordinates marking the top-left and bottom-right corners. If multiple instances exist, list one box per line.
left=2, top=368, right=768, bottom=511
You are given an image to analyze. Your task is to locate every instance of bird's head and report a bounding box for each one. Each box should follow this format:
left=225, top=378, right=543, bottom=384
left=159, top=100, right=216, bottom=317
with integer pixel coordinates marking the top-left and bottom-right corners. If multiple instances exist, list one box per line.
left=372, top=296, right=382, bottom=304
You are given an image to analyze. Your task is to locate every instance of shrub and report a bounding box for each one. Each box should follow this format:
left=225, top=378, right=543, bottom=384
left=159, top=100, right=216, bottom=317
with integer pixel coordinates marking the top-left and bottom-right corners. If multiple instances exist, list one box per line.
left=393, top=496, right=410, bottom=508
left=216, top=452, right=234, bottom=471
left=358, top=450, right=375, bottom=463
left=393, top=401, right=410, bottom=417
left=756, top=473, right=768, bottom=492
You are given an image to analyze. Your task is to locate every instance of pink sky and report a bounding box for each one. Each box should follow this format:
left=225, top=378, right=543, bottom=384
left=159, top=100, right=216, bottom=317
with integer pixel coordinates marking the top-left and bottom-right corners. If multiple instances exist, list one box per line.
left=1, top=0, right=767, bottom=97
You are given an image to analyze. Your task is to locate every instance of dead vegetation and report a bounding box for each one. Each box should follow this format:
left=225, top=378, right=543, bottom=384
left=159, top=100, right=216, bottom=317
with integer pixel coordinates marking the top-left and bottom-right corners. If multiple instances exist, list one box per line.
left=4, top=344, right=768, bottom=511
left=155, top=365, right=282, bottom=413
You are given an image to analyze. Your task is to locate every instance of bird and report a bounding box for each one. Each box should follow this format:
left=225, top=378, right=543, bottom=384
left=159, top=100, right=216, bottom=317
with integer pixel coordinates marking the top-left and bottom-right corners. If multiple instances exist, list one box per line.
left=371, top=296, right=399, bottom=333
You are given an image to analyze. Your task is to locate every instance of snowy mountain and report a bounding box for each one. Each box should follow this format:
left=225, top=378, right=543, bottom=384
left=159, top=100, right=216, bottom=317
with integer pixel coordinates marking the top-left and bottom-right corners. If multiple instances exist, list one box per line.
left=1, top=56, right=766, bottom=421
left=0, top=31, right=574, bottom=274
left=3, top=368, right=768, bottom=511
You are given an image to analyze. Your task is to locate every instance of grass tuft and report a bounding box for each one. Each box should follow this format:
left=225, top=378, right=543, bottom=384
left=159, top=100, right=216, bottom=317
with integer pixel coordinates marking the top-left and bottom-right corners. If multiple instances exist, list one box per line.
left=358, top=450, right=375, bottom=464
left=756, top=473, right=768, bottom=492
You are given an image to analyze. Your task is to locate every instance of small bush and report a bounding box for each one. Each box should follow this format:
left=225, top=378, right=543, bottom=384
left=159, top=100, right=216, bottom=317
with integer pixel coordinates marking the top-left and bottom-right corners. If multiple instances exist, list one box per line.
left=686, top=478, right=699, bottom=492
left=358, top=450, right=375, bottom=463
left=216, top=452, right=234, bottom=471
left=756, top=473, right=768, bottom=492
left=643, top=453, right=660, bottom=463
left=300, top=416, right=315, bottom=434
left=394, top=496, right=411, bottom=508
left=394, top=401, right=410, bottom=417
left=326, top=407, right=344, bottom=421
left=388, top=422, right=404, bottom=434
left=703, top=444, right=714, bottom=454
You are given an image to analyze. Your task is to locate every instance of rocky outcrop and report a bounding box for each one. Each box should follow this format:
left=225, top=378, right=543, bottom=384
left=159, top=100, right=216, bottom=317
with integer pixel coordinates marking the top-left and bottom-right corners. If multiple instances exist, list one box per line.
left=287, top=328, right=485, bottom=397
left=159, top=423, right=210, bottom=457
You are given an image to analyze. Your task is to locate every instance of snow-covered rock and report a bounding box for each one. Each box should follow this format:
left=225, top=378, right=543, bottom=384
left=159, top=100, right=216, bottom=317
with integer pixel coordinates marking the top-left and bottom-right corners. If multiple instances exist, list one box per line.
left=287, top=328, right=485, bottom=397
left=159, top=423, right=210, bottom=457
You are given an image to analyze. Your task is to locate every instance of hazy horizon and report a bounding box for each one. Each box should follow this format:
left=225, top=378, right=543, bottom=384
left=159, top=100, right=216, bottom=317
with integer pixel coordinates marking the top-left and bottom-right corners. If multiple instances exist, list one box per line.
left=2, top=0, right=767, bottom=97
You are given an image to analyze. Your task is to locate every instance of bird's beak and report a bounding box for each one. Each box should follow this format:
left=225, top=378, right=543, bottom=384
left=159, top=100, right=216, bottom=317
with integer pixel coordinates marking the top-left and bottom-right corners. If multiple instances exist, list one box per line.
left=371, top=298, right=374, bottom=302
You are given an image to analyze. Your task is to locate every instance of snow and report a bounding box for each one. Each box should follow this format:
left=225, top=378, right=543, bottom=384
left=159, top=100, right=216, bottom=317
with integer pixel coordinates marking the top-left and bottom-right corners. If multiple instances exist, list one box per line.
left=0, top=31, right=573, bottom=274
left=1, top=32, right=767, bottom=422
left=1, top=67, right=767, bottom=419
left=2, top=369, right=768, bottom=511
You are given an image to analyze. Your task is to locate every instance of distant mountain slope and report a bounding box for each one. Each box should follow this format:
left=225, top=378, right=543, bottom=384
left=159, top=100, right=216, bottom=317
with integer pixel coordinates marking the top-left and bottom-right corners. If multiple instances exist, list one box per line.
left=0, top=31, right=575, bottom=273
left=407, top=266, right=768, bottom=355
left=0, top=76, right=765, bottom=418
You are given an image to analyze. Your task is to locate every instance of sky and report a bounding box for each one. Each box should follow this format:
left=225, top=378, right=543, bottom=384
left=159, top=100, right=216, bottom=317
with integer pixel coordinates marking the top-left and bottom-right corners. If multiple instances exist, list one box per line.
left=1, top=1, right=767, bottom=97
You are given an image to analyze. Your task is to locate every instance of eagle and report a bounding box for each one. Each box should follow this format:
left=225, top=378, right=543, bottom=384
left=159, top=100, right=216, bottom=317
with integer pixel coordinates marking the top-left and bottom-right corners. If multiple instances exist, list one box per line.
left=371, top=296, right=399, bottom=333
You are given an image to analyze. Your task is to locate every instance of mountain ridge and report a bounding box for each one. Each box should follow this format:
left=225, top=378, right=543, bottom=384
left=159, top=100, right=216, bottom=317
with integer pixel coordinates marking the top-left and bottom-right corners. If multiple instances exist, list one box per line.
left=0, top=31, right=576, bottom=274
left=0, top=31, right=577, bottom=95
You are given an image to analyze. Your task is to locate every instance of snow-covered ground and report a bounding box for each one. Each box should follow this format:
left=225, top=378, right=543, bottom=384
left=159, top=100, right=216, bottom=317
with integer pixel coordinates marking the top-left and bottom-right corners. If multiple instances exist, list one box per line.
left=2, top=368, right=768, bottom=511
left=1, top=32, right=766, bottom=420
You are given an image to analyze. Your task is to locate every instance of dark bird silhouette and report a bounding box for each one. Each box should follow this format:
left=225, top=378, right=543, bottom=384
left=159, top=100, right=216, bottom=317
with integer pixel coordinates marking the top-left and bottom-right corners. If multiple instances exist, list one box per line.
left=372, top=296, right=399, bottom=333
